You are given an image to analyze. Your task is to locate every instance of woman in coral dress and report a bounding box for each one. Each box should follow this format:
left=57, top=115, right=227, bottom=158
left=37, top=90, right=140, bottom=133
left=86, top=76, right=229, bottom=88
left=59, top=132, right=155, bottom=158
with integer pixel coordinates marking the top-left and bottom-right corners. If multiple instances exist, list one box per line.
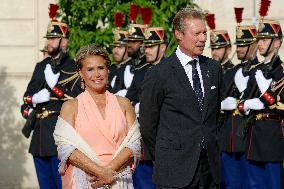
left=54, top=44, right=141, bottom=189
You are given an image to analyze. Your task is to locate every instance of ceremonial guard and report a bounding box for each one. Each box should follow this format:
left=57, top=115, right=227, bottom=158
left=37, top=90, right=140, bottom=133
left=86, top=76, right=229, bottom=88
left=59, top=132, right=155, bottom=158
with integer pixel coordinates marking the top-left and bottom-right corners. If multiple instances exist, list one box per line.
left=219, top=7, right=259, bottom=189
left=206, top=13, right=234, bottom=74
left=115, top=4, right=150, bottom=98
left=132, top=27, right=168, bottom=189
left=143, top=27, right=167, bottom=66
left=126, top=26, right=168, bottom=105
left=20, top=4, right=82, bottom=189
left=124, top=23, right=151, bottom=101
left=108, top=12, right=132, bottom=94
left=237, top=1, right=284, bottom=188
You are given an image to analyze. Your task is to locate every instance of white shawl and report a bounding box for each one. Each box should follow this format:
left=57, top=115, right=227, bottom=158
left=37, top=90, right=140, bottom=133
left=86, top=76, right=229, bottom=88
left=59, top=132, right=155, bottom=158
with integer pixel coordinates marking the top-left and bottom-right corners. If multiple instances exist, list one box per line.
left=53, top=117, right=141, bottom=189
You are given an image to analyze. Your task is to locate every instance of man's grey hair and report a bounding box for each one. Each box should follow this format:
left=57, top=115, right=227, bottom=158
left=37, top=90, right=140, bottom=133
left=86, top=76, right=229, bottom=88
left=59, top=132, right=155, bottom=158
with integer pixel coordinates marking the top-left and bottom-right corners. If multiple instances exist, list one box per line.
left=172, top=8, right=205, bottom=33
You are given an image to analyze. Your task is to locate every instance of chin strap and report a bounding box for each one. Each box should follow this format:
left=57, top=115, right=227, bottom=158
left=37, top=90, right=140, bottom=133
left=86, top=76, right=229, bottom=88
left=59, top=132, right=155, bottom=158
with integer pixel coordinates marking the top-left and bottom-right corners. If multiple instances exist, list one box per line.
left=243, top=45, right=250, bottom=61
left=120, top=46, right=127, bottom=62
left=153, top=44, right=161, bottom=63
left=263, top=38, right=274, bottom=57
left=220, top=46, right=228, bottom=64
left=51, top=37, right=63, bottom=58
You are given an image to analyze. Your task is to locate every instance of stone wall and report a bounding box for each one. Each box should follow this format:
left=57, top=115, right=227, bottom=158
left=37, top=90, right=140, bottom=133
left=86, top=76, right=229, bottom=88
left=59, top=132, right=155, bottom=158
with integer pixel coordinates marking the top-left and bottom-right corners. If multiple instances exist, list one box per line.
left=0, top=0, right=55, bottom=188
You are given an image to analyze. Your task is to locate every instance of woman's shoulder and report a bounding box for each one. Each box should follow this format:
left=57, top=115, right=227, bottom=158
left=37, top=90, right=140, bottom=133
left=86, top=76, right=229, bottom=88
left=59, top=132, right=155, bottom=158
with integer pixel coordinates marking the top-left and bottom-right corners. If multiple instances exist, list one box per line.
left=61, top=99, right=78, bottom=117
left=62, top=99, right=78, bottom=111
left=115, top=96, right=132, bottom=109
left=60, top=99, right=78, bottom=127
left=115, top=96, right=136, bottom=128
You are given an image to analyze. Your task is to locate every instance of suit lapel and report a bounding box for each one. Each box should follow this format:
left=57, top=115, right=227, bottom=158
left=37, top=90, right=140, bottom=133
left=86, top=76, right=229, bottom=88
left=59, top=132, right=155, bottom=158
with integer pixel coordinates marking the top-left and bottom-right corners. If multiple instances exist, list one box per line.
left=169, top=53, right=199, bottom=110
left=199, top=55, right=211, bottom=121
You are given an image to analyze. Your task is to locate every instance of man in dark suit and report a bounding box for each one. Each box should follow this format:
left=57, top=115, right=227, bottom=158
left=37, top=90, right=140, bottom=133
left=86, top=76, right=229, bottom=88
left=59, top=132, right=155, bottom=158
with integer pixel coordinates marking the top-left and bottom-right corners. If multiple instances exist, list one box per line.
left=140, top=8, right=222, bottom=189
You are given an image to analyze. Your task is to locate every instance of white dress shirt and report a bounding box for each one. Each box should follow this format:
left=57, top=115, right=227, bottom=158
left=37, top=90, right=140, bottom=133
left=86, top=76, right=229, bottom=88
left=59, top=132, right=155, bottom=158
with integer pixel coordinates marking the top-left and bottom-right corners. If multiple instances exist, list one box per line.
left=175, top=46, right=204, bottom=95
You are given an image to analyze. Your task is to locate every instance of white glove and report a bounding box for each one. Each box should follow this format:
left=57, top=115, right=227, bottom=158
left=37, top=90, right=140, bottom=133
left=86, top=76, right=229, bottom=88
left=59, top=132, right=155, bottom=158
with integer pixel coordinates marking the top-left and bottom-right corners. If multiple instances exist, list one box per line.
left=221, top=97, right=237, bottom=110
left=115, top=89, right=127, bottom=97
left=110, top=75, right=117, bottom=88
left=32, top=88, right=50, bottom=105
left=134, top=103, right=140, bottom=115
left=244, top=98, right=264, bottom=112
left=44, top=64, right=60, bottom=89
left=255, top=70, right=272, bottom=95
left=234, top=68, right=249, bottom=93
left=124, top=65, right=134, bottom=89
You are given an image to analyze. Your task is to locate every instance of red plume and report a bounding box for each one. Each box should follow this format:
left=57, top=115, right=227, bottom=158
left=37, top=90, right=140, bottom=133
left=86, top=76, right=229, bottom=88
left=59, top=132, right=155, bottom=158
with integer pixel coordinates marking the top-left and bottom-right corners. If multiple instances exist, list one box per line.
left=129, top=3, right=140, bottom=22
left=49, top=4, right=59, bottom=21
left=114, top=12, right=124, bottom=27
left=259, top=0, right=271, bottom=17
left=205, top=13, right=215, bottom=30
left=234, top=7, right=244, bottom=24
left=141, top=7, right=152, bottom=25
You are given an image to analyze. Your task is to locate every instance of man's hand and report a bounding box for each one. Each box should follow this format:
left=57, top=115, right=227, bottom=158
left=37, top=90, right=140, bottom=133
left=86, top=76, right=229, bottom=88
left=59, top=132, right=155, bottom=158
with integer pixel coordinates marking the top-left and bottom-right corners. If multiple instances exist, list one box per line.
left=221, top=97, right=237, bottom=110
left=244, top=98, right=264, bottom=111
left=32, top=88, right=50, bottom=104
left=234, top=68, right=249, bottom=93
left=44, top=64, right=60, bottom=89
left=255, top=70, right=272, bottom=95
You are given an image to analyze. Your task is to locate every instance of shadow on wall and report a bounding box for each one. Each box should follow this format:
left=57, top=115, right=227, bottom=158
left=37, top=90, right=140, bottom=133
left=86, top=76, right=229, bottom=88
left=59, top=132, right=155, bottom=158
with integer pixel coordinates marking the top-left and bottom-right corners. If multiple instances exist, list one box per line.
left=0, top=67, right=28, bottom=188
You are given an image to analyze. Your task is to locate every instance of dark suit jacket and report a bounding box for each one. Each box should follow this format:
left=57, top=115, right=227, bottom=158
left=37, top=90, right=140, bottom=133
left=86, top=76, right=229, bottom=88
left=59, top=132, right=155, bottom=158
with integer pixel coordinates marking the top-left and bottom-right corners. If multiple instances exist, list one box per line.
left=140, top=52, right=222, bottom=187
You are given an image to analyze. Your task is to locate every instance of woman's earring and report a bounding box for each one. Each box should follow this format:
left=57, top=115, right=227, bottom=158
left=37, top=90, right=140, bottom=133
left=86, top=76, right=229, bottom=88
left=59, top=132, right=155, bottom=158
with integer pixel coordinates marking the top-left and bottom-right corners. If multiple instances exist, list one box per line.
left=80, top=79, right=86, bottom=91
left=106, top=80, right=109, bottom=88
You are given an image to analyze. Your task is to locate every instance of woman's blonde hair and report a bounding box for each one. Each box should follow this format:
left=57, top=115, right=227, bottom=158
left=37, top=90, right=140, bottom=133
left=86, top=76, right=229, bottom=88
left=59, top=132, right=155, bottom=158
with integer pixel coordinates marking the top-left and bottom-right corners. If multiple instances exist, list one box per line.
left=75, top=43, right=111, bottom=70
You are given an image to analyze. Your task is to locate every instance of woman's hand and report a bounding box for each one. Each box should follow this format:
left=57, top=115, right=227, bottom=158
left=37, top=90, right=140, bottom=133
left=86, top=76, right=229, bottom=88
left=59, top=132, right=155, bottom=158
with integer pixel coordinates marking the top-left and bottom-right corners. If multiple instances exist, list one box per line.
left=90, top=177, right=106, bottom=188
left=99, top=166, right=115, bottom=183
left=90, top=166, right=115, bottom=188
